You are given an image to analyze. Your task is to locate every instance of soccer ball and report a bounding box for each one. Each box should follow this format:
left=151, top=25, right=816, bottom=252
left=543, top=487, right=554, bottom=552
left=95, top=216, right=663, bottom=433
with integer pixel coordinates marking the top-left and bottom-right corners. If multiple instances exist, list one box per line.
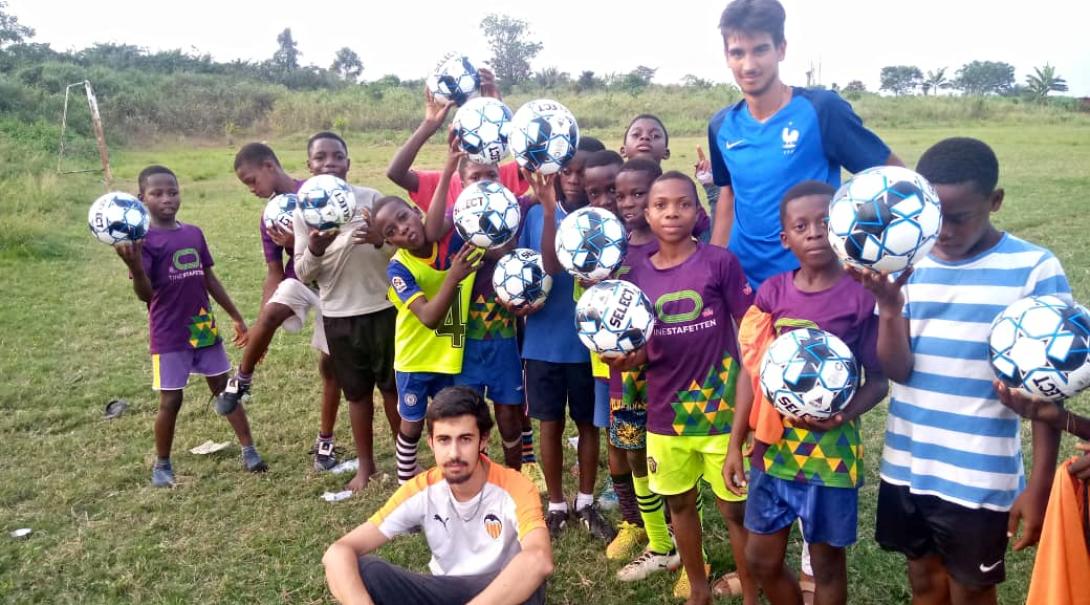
left=297, top=175, right=356, bottom=231
left=452, top=181, right=521, bottom=249
left=88, top=192, right=149, bottom=245
left=759, top=328, right=860, bottom=420
left=509, top=99, right=580, bottom=175
left=453, top=97, right=514, bottom=166
left=576, top=280, right=656, bottom=357
left=492, top=248, right=553, bottom=309
left=556, top=207, right=627, bottom=282
left=828, top=166, right=942, bottom=273
left=989, top=295, right=1090, bottom=401
left=426, top=54, right=480, bottom=106
left=263, top=193, right=298, bottom=231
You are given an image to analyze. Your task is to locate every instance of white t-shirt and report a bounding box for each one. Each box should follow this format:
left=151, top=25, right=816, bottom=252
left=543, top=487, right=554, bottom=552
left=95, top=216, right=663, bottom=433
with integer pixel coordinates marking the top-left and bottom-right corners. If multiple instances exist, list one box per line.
left=368, top=459, right=545, bottom=576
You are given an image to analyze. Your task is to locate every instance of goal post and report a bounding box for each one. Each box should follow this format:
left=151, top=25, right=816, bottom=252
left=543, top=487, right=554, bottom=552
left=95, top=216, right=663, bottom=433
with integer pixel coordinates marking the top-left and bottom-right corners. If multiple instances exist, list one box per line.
left=58, top=80, right=113, bottom=190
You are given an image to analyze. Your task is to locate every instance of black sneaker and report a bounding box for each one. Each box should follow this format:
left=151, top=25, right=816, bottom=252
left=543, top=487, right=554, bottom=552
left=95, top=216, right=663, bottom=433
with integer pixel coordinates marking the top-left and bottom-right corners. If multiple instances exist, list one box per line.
left=214, top=377, right=250, bottom=416
left=311, top=439, right=340, bottom=472
left=546, top=509, right=569, bottom=539
left=576, top=502, right=617, bottom=543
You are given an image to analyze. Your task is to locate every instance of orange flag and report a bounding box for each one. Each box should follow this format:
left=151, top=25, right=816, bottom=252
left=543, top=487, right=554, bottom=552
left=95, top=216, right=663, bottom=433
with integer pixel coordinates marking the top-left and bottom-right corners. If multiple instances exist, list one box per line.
left=1026, top=456, right=1090, bottom=605
left=738, top=305, right=784, bottom=445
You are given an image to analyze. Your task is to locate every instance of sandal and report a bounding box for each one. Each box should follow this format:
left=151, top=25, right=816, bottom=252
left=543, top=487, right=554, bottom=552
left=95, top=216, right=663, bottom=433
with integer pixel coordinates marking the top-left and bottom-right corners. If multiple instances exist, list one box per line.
left=712, top=571, right=744, bottom=597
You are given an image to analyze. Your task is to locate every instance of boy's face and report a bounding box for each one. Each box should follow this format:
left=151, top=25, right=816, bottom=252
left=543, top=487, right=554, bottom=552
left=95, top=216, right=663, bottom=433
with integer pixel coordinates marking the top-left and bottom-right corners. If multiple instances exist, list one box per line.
left=558, top=151, right=589, bottom=205
left=427, top=414, right=484, bottom=485
left=308, top=138, right=350, bottom=180
left=615, top=170, right=654, bottom=231
left=140, top=174, right=181, bottom=222
left=933, top=182, right=1003, bottom=261
left=622, top=118, right=669, bottom=162
left=646, top=178, right=698, bottom=243
left=780, top=194, right=836, bottom=268
left=583, top=164, right=620, bottom=216
left=723, top=30, right=785, bottom=97
left=235, top=160, right=280, bottom=198
left=461, top=161, right=499, bottom=185
left=374, top=201, right=426, bottom=250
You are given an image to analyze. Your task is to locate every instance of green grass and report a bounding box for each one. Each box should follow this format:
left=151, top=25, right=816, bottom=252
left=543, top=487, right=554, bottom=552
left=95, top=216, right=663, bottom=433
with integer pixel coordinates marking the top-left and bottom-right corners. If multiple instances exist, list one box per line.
left=2, top=125, right=1089, bottom=604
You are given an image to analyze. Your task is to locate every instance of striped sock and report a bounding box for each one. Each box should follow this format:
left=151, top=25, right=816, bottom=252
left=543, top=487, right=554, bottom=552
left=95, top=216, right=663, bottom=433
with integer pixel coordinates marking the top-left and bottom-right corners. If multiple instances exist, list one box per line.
left=395, top=432, right=420, bottom=484
left=612, top=473, right=642, bottom=526
left=633, top=473, right=672, bottom=553
left=521, top=429, right=536, bottom=464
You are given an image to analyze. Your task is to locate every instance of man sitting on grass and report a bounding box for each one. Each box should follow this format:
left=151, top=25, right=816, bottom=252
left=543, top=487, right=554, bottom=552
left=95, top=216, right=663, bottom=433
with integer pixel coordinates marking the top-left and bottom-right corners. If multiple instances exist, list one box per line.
left=322, top=386, right=553, bottom=605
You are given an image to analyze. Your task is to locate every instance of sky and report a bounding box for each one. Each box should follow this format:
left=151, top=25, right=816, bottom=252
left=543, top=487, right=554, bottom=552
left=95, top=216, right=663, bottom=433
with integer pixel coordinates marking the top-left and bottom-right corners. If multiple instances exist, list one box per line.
left=9, top=0, right=1090, bottom=96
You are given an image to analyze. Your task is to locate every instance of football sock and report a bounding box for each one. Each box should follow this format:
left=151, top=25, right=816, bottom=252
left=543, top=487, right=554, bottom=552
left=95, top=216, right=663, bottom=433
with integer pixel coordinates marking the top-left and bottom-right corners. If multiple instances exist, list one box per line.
left=633, top=474, right=672, bottom=553
left=395, top=432, right=420, bottom=484
left=155, top=457, right=171, bottom=468
left=317, top=432, right=333, bottom=442
left=236, top=370, right=253, bottom=384
left=612, top=473, right=642, bottom=526
left=575, top=492, right=594, bottom=511
left=548, top=500, right=569, bottom=513
left=521, top=429, right=536, bottom=464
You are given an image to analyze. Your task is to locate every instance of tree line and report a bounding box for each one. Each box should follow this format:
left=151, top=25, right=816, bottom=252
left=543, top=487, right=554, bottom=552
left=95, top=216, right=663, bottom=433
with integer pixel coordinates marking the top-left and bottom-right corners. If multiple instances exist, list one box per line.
left=876, top=62, right=1068, bottom=102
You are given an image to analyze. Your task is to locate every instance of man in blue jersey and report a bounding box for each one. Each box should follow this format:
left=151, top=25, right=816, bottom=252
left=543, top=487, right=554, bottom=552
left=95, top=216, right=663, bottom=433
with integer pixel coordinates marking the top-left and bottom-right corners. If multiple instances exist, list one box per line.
left=708, top=0, right=902, bottom=288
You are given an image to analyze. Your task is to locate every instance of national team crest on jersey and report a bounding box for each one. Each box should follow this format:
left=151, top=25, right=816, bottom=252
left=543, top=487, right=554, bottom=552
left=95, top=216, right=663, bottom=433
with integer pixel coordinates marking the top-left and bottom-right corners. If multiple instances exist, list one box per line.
left=483, top=513, right=502, bottom=539
left=782, top=125, right=799, bottom=153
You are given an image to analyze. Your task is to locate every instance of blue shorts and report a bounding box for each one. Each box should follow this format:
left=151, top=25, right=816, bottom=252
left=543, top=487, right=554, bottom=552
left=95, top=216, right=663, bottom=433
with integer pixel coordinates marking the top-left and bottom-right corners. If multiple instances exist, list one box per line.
left=744, top=468, right=858, bottom=547
left=593, top=379, right=610, bottom=428
left=395, top=371, right=454, bottom=422
left=455, top=338, right=523, bottom=405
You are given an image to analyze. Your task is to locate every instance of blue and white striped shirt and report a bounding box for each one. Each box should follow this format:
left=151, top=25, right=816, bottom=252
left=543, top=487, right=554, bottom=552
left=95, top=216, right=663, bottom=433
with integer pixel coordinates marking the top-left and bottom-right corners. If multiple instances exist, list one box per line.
left=880, top=233, right=1071, bottom=511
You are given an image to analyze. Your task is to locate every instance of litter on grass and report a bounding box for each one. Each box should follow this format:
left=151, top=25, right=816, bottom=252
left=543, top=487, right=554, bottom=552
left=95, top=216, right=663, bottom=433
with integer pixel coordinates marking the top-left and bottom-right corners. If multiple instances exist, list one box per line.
left=104, top=399, right=128, bottom=419
left=189, top=440, right=231, bottom=455
left=321, top=490, right=353, bottom=502
left=10, top=528, right=31, bottom=539
left=330, top=458, right=359, bottom=475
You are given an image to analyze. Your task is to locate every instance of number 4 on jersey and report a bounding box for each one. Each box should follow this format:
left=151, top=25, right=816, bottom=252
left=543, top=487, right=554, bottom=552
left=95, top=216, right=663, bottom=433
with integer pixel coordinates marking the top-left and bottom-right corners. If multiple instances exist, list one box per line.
left=435, top=285, right=466, bottom=348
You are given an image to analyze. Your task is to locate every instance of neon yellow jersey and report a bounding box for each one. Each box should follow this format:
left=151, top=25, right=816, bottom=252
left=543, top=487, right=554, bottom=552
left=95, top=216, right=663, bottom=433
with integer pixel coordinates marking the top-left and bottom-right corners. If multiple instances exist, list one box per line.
left=387, top=237, right=475, bottom=374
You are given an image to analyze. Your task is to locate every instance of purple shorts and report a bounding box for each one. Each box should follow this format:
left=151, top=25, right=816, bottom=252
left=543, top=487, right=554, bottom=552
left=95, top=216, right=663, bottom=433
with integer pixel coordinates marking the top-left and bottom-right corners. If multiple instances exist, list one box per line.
left=152, top=343, right=231, bottom=391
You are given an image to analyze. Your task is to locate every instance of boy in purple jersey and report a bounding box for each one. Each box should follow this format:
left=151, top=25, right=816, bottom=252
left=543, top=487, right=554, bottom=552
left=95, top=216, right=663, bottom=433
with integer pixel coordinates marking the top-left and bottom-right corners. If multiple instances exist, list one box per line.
left=725, top=181, right=889, bottom=605
left=618, top=172, right=757, bottom=604
left=221, top=142, right=345, bottom=472
left=114, top=165, right=266, bottom=487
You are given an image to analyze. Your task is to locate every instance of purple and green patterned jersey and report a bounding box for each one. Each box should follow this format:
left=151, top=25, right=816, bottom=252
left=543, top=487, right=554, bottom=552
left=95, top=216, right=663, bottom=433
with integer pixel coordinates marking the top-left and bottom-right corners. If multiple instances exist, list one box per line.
left=140, top=223, right=220, bottom=354
left=609, top=239, right=656, bottom=399
left=467, top=256, right=516, bottom=340
left=751, top=271, right=881, bottom=488
left=625, top=243, right=753, bottom=436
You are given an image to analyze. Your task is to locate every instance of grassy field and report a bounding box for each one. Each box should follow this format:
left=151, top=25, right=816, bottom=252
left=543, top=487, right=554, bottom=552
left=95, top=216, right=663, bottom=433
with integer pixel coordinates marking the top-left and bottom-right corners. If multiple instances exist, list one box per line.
left=2, top=123, right=1089, bottom=604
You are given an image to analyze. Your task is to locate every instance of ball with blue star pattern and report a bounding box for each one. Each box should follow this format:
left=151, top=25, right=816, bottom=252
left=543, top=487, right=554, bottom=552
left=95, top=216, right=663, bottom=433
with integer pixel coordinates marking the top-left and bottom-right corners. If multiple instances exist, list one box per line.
left=759, top=328, right=860, bottom=420
left=575, top=279, right=656, bottom=357
left=989, top=295, right=1090, bottom=401
left=555, top=207, right=627, bottom=282
left=88, top=192, right=149, bottom=245
left=453, top=97, right=514, bottom=166
left=509, top=99, right=580, bottom=175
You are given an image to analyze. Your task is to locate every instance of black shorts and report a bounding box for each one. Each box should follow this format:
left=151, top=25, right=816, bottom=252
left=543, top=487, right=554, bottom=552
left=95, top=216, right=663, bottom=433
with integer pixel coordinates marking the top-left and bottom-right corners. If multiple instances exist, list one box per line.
left=523, top=360, right=594, bottom=423
left=357, top=556, right=545, bottom=605
left=323, top=307, right=396, bottom=402
left=875, top=480, right=1010, bottom=588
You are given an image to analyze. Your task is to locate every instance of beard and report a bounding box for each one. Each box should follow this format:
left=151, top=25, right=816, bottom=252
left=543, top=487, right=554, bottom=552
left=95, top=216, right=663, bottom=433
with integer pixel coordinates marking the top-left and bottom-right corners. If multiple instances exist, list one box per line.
left=442, top=460, right=472, bottom=484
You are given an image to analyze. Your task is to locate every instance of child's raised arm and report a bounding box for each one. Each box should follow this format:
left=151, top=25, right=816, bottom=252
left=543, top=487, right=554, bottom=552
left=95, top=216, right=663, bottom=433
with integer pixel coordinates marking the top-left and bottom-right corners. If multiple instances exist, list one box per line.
left=424, top=144, right=461, bottom=244
left=403, top=245, right=481, bottom=330
left=849, top=266, right=914, bottom=383
left=386, top=88, right=455, bottom=193
left=115, top=241, right=153, bottom=303
left=205, top=267, right=248, bottom=347
left=524, top=170, right=562, bottom=275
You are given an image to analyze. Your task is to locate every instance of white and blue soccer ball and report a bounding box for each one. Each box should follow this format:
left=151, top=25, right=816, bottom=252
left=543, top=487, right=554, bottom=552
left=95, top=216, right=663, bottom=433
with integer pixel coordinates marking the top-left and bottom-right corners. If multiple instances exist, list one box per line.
left=297, top=175, right=357, bottom=231
left=828, top=166, right=942, bottom=273
left=426, top=54, right=480, bottom=106
left=759, top=328, right=860, bottom=420
left=263, top=193, right=298, bottom=231
left=492, top=248, right=553, bottom=309
left=453, top=97, right=514, bottom=165
left=88, top=192, right=149, bottom=245
left=989, top=295, right=1090, bottom=401
left=556, top=207, right=627, bottom=282
left=575, top=280, right=656, bottom=358
left=453, top=181, right=521, bottom=249
left=509, top=99, right=580, bottom=175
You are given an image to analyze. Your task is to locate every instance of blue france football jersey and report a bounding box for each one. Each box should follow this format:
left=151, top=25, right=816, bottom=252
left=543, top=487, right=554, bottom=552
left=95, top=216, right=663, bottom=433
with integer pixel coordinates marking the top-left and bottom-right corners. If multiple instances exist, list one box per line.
left=707, top=87, right=890, bottom=287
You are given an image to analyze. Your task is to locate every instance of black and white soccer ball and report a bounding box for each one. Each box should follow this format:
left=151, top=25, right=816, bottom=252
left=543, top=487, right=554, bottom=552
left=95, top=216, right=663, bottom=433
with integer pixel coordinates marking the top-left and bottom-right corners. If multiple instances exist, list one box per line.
left=989, top=295, right=1090, bottom=401
left=555, top=207, right=627, bottom=282
left=492, top=248, right=552, bottom=309
left=263, top=193, right=298, bottom=231
left=426, top=54, right=480, bottom=106
left=88, top=192, right=149, bottom=245
left=509, top=99, right=580, bottom=175
left=452, top=181, right=521, bottom=249
left=297, top=175, right=356, bottom=231
left=453, top=97, right=514, bottom=166
left=828, top=166, right=942, bottom=273
left=759, top=328, right=860, bottom=420
left=575, top=280, right=656, bottom=358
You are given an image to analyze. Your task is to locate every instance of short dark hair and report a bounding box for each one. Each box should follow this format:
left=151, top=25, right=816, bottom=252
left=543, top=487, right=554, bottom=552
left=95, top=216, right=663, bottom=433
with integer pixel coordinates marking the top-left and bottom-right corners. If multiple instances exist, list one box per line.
left=233, top=142, right=280, bottom=171
left=653, top=170, right=700, bottom=201
left=779, top=180, right=836, bottom=223
left=916, top=137, right=999, bottom=196
left=307, top=131, right=348, bottom=156
left=372, top=195, right=413, bottom=220
left=625, top=114, right=670, bottom=148
left=577, top=136, right=606, bottom=153
left=719, top=0, right=787, bottom=47
left=425, top=386, right=495, bottom=435
left=584, top=150, right=624, bottom=171
left=138, top=165, right=177, bottom=193
left=617, top=158, right=663, bottom=182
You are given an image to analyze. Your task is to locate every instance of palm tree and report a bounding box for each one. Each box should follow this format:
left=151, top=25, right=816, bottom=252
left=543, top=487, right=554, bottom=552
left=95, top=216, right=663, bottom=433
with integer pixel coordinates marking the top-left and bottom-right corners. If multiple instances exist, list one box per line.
left=921, top=67, right=949, bottom=96
left=1025, top=64, right=1068, bottom=102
